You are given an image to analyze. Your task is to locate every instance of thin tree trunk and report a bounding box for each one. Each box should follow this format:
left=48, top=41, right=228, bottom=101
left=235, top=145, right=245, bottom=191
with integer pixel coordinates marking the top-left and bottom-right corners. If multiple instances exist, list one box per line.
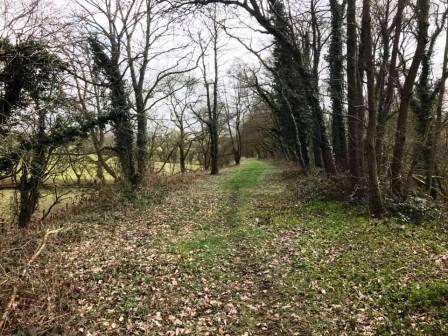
left=136, top=98, right=148, bottom=183
left=179, top=130, right=187, bottom=173
left=391, top=0, right=430, bottom=197
left=427, top=26, right=448, bottom=195
left=209, top=123, right=219, bottom=175
left=376, top=0, right=406, bottom=174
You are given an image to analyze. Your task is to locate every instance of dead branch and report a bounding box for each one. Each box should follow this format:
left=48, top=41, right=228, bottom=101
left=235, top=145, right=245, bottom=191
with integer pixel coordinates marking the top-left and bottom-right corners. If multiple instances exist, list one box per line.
left=0, top=228, right=62, bottom=333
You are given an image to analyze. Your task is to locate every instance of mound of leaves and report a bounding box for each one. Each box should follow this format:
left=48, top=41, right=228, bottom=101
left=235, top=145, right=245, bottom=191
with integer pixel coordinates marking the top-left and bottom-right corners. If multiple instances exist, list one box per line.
left=295, top=173, right=365, bottom=204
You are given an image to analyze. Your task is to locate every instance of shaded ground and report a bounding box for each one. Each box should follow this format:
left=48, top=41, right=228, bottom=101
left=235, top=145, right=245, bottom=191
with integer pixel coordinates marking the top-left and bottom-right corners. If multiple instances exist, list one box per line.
left=2, top=160, right=448, bottom=335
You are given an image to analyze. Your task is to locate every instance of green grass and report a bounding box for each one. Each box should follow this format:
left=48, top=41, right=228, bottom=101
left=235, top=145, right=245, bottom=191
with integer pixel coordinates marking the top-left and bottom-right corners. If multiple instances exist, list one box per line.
left=173, top=160, right=273, bottom=266
left=174, top=226, right=271, bottom=260
left=223, top=160, right=266, bottom=188
left=379, top=281, right=448, bottom=334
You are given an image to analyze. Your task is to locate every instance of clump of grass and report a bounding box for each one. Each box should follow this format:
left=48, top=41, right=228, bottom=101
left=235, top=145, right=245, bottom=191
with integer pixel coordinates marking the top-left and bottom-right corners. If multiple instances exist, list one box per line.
left=223, top=160, right=267, bottom=194
left=386, top=281, right=448, bottom=315
left=406, top=282, right=448, bottom=312
left=174, top=234, right=228, bottom=259
left=378, top=282, right=448, bottom=335
left=173, top=227, right=271, bottom=261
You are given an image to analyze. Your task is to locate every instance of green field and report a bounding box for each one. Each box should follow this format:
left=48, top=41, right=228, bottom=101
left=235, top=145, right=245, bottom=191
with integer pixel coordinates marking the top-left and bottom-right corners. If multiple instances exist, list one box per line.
left=0, top=160, right=202, bottom=221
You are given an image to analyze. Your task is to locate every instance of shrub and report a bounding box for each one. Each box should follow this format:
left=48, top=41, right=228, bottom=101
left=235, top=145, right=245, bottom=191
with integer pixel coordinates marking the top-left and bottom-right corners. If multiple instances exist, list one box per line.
left=385, top=196, right=442, bottom=224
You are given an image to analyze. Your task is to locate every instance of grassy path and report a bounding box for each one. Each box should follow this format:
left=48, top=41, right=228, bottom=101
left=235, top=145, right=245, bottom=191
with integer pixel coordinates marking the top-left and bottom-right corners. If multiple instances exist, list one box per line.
left=4, top=159, right=448, bottom=335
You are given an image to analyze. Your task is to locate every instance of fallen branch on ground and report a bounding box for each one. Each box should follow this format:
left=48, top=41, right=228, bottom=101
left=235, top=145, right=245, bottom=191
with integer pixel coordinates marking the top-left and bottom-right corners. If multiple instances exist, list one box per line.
left=0, top=228, right=62, bottom=332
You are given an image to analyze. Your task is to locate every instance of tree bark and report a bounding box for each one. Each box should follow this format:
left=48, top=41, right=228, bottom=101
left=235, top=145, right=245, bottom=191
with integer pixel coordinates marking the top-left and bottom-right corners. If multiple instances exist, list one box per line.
left=427, top=25, right=448, bottom=195
left=361, top=0, right=385, bottom=217
left=329, top=0, right=348, bottom=170
left=346, top=0, right=364, bottom=188
left=390, top=0, right=430, bottom=197
left=376, top=0, right=406, bottom=174
left=209, top=123, right=219, bottom=175
left=18, top=107, right=48, bottom=227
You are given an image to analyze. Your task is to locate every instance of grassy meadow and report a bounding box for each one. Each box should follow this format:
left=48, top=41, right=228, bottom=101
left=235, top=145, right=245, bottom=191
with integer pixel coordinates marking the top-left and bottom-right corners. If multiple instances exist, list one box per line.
left=0, top=158, right=202, bottom=222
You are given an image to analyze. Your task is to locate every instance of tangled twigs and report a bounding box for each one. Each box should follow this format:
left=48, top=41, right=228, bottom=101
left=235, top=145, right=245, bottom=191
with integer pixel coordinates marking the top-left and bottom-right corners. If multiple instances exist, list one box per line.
left=0, top=228, right=62, bottom=333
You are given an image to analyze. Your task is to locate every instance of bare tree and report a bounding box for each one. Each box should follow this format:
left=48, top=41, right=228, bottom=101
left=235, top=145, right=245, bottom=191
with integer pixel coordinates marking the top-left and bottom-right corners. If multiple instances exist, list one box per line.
left=191, top=6, right=222, bottom=175
left=222, top=67, right=252, bottom=165
left=77, top=0, right=197, bottom=184
left=390, top=0, right=430, bottom=197
left=360, top=0, right=385, bottom=217
left=166, top=76, right=199, bottom=173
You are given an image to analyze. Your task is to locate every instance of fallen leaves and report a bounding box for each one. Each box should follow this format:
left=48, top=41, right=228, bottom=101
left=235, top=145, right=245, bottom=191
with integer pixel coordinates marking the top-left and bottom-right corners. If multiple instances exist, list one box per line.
left=2, top=161, right=447, bottom=335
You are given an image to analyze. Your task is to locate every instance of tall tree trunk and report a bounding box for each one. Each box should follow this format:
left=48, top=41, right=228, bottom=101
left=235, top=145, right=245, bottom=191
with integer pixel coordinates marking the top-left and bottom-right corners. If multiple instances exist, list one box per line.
left=376, top=0, right=406, bottom=174
left=94, top=129, right=105, bottom=184
left=311, top=97, right=337, bottom=175
left=179, top=145, right=186, bottom=173
left=329, top=0, right=348, bottom=170
left=346, top=0, right=364, bottom=188
left=391, top=0, right=430, bottom=197
left=235, top=122, right=242, bottom=165
left=112, top=93, right=137, bottom=186
left=312, top=132, right=323, bottom=168
left=90, top=38, right=136, bottom=186
left=309, top=1, right=335, bottom=174
left=406, top=45, right=439, bottom=198
left=427, top=26, right=448, bottom=195
left=361, top=0, right=385, bottom=217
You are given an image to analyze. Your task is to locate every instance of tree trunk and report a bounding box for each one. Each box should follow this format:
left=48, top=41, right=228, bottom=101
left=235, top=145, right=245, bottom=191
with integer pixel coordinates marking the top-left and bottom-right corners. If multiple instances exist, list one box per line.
left=346, top=0, right=364, bottom=188
left=309, top=1, right=336, bottom=174
left=90, top=37, right=136, bottom=186
left=391, top=0, right=430, bottom=197
left=18, top=109, right=47, bottom=228
left=311, top=96, right=337, bottom=175
left=376, top=0, right=406, bottom=174
left=361, top=0, right=385, bottom=217
left=234, top=151, right=241, bottom=165
left=209, top=124, right=219, bottom=175
left=136, top=97, right=148, bottom=184
left=312, top=132, right=323, bottom=168
left=427, top=27, right=448, bottom=195
left=113, top=107, right=137, bottom=186
left=329, top=0, right=348, bottom=170
left=179, top=140, right=186, bottom=174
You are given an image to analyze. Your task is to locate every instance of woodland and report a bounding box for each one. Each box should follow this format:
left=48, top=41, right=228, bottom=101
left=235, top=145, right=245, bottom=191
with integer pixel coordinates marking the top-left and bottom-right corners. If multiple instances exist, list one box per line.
left=1, top=0, right=448, bottom=334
